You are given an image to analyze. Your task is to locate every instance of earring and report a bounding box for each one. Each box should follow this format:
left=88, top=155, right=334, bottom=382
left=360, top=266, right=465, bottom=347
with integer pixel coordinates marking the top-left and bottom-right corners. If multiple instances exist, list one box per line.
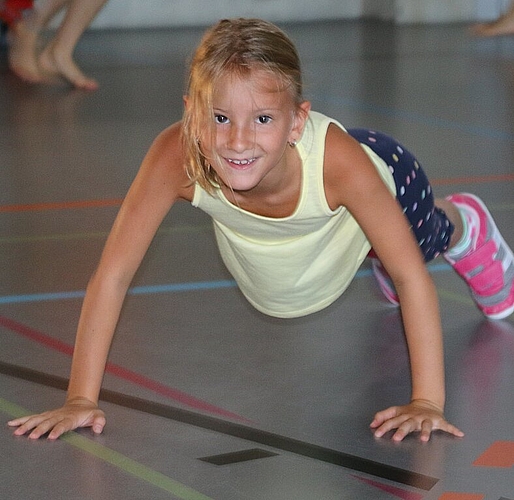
left=288, top=140, right=297, bottom=147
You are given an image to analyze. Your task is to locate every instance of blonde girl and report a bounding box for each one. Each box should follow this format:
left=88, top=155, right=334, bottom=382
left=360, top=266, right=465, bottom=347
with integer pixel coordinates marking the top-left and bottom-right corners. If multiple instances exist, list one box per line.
left=10, top=18, right=514, bottom=442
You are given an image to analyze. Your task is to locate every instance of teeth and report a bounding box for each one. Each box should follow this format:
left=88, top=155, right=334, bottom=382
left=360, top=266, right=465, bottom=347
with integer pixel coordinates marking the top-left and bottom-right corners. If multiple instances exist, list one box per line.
left=229, top=158, right=255, bottom=165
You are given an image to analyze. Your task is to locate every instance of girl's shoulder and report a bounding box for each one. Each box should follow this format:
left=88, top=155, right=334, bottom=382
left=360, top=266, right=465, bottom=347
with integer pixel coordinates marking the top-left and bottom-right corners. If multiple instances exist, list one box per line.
left=143, top=121, right=194, bottom=201
left=323, top=123, right=385, bottom=210
left=149, top=121, right=184, bottom=161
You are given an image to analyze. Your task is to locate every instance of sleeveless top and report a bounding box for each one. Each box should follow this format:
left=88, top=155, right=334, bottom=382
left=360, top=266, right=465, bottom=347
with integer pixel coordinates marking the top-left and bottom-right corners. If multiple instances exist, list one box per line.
left=191, top=111, right=396, bottom=318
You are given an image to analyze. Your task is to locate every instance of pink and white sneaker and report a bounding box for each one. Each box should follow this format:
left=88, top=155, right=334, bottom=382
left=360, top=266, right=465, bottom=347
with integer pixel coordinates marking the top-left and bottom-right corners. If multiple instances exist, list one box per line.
left=444, top=193, right=514, bottom=320
left=370, top=257, right=400, bottom=306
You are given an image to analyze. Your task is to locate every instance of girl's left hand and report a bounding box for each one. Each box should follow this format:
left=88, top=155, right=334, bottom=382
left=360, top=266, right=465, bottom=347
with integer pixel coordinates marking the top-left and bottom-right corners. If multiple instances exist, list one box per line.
left=370, top=399, right=465, bottom=442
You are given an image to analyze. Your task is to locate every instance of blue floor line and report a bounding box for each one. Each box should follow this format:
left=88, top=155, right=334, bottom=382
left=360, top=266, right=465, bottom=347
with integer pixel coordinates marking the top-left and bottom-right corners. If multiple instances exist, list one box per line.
left=0, top=264, right=451, bottom=306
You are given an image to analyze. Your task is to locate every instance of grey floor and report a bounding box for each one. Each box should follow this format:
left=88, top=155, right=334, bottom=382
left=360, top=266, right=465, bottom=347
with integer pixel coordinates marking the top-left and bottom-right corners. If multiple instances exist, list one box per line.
left=1, top=19, right=514, bottom=500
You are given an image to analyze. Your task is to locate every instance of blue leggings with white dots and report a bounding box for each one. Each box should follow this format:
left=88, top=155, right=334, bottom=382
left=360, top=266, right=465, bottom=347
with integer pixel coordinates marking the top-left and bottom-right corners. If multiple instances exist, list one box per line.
left=347, top=128, right=454, bottom=262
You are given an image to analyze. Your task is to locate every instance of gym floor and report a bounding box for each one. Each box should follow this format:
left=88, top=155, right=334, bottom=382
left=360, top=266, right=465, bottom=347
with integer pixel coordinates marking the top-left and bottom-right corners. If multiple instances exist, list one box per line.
left=0, top=19, right=513, bottom=500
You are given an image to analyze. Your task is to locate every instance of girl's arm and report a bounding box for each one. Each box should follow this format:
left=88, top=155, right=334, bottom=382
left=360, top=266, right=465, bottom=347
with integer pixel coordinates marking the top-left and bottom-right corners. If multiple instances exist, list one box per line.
left=9, top=123, right=192, bottom=439
left=324, top=125, right=464, bottom=441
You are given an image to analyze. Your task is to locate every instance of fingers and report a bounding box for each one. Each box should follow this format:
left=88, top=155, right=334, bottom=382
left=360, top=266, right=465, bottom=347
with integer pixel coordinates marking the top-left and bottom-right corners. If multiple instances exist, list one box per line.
left=8, top=406, right=106, bottom=440
left=8, top=413, right=52, bottom=438
left=370, top=405, right=465, bottom=442
left=420, top=419, right=433, bottom=442
left=9, top=413, right=73, bottom=440
left=92, top=414, right=107, bottom=435
left=436, top=420, right=465, bottom=439
left=7, top=415, right=32, bottom=427
left=390, top=418, right=432, bottom=442
left=369, top=406, right=399, bottom=429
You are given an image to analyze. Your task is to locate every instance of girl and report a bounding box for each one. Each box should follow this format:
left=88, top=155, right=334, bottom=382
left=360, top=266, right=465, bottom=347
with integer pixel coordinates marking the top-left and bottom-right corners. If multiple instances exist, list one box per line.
left=9, top=18, right=514, bottom=442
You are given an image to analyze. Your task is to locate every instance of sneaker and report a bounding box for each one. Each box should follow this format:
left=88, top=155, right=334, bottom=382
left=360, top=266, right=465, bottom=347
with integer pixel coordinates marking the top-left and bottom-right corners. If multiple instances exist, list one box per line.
left=444, top=193, right=514, bottom=320
left=370, top=257, right=400, bottom=306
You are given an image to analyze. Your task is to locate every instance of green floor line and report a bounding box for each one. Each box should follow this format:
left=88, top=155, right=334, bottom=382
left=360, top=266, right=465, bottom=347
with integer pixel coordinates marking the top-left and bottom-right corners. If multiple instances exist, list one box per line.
left=438, top=289, right=475, bottom=307
left=0, top=397, right=213, bottom=500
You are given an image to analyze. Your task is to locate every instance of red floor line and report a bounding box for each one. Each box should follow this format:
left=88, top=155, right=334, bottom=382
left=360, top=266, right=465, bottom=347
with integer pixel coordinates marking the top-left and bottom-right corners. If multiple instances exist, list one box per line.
left=0, top=198, right=124, bottom=213
left=430, top=173, right=514, bottom=186
left=0, top=314, right=249, bottom=423
left=473, top=441, right=514, bottom=468
left=0, top=173, right=513, bottom=214
left=351, top=475, right=424, bottom=500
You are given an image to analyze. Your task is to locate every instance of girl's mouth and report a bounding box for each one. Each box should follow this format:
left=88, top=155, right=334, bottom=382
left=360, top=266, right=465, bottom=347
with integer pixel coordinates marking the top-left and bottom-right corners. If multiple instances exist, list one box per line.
left=226, top=157, right=257, bottom=168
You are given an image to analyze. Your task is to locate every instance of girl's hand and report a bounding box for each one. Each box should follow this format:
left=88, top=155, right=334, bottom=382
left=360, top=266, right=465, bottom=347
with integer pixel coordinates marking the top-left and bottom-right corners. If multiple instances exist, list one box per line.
left=7, top=397, right=106, bottom=440
left=370, top=399, right=464, bottom=442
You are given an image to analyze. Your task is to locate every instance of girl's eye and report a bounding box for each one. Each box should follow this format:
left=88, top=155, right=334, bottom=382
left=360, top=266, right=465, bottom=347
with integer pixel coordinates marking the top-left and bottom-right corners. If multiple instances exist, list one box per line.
left=215, top=114, right=229, bottom=124
left=257, top=115, right=272, bottom=124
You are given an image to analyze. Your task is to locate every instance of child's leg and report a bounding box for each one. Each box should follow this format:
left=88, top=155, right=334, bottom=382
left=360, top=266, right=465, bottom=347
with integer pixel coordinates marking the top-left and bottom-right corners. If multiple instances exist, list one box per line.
left=38, top=0, right=109, bottom=90
left=7, top=0, right=70, bottom=82
left=348, top=128, right=514, bottom=320
left=7, top=12, right=41, bottom=82
left=348, top=129, right=454, bottom=260
left=471, top=2, right=514, bottom=37
left=347, top=128, right=454, bottom=305
left=434, top=198, right=463, bottom=247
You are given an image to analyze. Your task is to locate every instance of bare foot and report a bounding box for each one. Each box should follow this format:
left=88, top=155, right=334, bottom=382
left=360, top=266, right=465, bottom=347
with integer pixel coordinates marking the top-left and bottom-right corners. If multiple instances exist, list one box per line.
left=471, top=14, right=514, bottom=37
left=39, top=42, right=99, bottom=91
left=7, top=19, right=43, bottom=83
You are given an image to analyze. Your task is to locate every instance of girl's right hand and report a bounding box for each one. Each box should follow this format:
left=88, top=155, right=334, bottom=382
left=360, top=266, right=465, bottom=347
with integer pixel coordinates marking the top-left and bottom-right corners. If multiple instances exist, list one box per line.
left=7, top=397, right=106, bottom=440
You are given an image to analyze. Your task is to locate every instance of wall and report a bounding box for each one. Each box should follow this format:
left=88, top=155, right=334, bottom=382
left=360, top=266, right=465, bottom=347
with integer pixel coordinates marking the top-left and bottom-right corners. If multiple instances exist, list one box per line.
left=393, top=0, right=481, bottom=23
left=89, top=0, right=362, bottom=30
left=83, top=0, right=503, bottom=29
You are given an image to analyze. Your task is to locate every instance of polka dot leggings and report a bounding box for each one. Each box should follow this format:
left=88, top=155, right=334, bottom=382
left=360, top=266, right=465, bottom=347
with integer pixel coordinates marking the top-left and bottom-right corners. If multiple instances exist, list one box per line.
left=347, top=128, right=454, bottom=262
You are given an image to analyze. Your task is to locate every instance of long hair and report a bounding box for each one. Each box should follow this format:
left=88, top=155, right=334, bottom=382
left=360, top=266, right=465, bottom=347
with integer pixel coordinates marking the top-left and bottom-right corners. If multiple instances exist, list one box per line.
left=182, top=18, right=304, bottom=192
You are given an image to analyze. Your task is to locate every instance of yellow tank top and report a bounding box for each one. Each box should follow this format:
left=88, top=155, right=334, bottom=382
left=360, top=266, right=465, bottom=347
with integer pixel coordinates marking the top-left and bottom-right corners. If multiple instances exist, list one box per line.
left=191, top=111, right=396, bottom=318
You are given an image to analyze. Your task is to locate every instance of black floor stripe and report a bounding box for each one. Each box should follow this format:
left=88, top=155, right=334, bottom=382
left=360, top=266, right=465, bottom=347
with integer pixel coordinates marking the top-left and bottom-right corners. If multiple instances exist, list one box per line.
left=0, top=361, right=438, bottom=490
left=199, top=448, right=278, bottom=465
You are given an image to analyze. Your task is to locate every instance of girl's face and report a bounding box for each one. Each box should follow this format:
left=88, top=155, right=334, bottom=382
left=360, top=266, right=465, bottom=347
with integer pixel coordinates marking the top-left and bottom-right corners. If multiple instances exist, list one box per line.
left=200, top=68, right=310, bottom=194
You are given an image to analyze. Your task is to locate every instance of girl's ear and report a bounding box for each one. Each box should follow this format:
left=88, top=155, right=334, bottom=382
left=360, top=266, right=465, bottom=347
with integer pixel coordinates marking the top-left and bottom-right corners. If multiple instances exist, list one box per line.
left=290, top=100, right=311, bottom=142
left=183, top=95, right=190, bottom=109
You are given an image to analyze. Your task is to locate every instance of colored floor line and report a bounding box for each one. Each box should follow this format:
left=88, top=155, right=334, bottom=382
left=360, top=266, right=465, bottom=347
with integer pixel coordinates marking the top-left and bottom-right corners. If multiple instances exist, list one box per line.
left=0, top=202, right=512, bottom=246
left=0, top=176, right=512, bottom=216
left=473, top=441, right=514, bottom=468
left=438, top=494, right=484, bottom=500
left=0, top=314, right=248, bottom=423
left=438, top=289, right=474, bottom=307
left=351, top=475, right=424, bottom=500
left=0, top=280, right=238, bottom=305
left=0, top=264, right=451, bottom=306
left=0, top=362, right=439, bottom=491
left=0, top=224, right=213, bottom=245
left=430, top=174, right=514, bottom=186
left=0, top=198, right=124, bottom=213
left=0, top=397, right=214, bottom=500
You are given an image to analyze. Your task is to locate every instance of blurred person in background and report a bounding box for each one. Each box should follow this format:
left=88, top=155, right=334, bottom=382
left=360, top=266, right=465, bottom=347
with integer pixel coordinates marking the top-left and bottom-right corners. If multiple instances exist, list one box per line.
left=471, top=2, right=514, bottom=36
left=1, top=0, right=108, bottom=90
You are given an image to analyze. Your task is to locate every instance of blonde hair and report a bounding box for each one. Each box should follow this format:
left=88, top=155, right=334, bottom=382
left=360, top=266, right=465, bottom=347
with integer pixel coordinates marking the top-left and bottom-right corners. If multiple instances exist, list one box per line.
left=182, top=18, right=304, bottom=192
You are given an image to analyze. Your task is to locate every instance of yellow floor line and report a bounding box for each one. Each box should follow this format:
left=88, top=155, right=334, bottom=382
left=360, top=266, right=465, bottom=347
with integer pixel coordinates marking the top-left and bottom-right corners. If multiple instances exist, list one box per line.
left=0, top=398, right=213, bottom=500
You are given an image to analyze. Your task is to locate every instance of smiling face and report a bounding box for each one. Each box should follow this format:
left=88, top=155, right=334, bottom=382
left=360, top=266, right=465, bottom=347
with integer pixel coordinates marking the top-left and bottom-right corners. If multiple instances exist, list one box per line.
left=199, top=68, right=309, bottom=195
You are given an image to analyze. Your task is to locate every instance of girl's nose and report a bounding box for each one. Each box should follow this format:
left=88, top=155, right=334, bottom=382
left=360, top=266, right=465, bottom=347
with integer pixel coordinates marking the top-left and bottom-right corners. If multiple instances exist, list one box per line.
left=227, top=124, right=253, bottom=153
